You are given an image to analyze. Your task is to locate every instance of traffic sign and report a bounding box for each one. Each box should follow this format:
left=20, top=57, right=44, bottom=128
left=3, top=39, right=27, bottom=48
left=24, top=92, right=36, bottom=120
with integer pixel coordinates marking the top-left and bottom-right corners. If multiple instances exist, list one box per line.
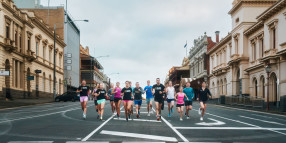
left=27, top=76, right=34, bottom=80
left=35, top=70, right=42, bottom=73
left=0, top=71, right=10, bottom=76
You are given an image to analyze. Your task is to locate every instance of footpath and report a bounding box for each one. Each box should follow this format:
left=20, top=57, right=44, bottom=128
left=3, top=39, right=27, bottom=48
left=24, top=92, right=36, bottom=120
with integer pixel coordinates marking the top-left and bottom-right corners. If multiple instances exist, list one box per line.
left=0, top=98, right=53, bottom=110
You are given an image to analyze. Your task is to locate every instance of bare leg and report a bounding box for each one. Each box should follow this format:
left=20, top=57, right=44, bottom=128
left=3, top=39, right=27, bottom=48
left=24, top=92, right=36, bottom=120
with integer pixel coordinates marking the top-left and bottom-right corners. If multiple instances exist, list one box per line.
left=201, top=104, right=207, bottom=117
left=155, top=102, right=159, bottom=116
left=123, top=101, right=128, bottom=118
left=181, top=106, right=184, bottom=119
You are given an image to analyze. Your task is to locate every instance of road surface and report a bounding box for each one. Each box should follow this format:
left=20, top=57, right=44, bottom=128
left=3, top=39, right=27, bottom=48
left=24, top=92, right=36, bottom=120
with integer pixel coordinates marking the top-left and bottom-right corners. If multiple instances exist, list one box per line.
left=1, top=100, right=286, bottom=143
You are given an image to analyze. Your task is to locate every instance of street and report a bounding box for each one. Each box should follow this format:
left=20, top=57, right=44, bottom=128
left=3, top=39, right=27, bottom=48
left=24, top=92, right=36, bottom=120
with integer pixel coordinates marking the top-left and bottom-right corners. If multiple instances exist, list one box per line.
left=0, top=101, right=286, bottom=143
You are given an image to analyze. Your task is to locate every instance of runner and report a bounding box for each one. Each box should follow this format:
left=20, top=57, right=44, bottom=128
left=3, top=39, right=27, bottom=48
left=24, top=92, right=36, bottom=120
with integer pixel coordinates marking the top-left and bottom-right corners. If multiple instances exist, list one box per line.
left=76, top=80, right=90, bottom=120
left=152, top=78, right=165, bottom=121
left=95, top=83, right=108, bottom=121
left=121, top=81, right=133, bottom=121
left=144, top=80, right=153, bottom=116
left=92, top=83, right=100, bottom=119
left=133, top=82, right=144, bottom=118
left=129, top=81, right=135, bottom=115
left=197, top=81, right=212, bottom=121
left=108, top=83, right=116, bottom=115
left=183, top=82, right=195, bottom=119
left=166, top=81, right=175, bottom=117
left=175, top=87, right=189, bottom=121
left=112, top=82, right=122, bottom=118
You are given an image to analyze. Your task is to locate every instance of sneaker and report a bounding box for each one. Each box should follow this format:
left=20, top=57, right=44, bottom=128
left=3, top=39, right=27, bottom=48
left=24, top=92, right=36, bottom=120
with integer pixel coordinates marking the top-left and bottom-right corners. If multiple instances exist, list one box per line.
left=113, top=112, right=116, bottom=115
left=128, top=114, right=131, bottom=119
left=137, top=114, right=139, bottom=118
left=180, top=118, right=183, bottom=121
left=157, top=116, right=160, bottom=121
left=117, top=113, right=120, bottom=118
left=83, top=114, right=86, bottom=120
left=186, top=116, right=190, bottom=119
left=200, top=117, right=203, bottom=121
left=198, top=108, right=202, bottom=115
left=168, top=113, right=171, bottom=117
left=97, top=115, right=100, bottom=119
left=126, top=118, right=128, bottom=122
left=138, top=111, right=140, bottom=115
left=185, top=112, right=187, bottom=116
left=171, top=108, right=173, bottom=113
left=147, top=113, right=151, bottom=116
left=151, top=110, right=153, bottom=114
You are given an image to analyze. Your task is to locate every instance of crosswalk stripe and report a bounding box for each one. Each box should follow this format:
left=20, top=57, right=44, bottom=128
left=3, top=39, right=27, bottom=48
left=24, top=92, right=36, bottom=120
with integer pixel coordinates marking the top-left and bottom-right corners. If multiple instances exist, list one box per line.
left=113, top=117, right=161, bottom=122
left=66, top=142, right=109, bottom=143
left=8, top=141, right=53, bottom=143
left=100, top=130, right=177, bottom=142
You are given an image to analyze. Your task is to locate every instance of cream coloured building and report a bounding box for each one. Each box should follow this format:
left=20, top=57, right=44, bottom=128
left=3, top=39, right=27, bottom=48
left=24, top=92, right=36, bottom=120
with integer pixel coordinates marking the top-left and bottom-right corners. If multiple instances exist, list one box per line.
left=0, top=0, right=65, bottom=99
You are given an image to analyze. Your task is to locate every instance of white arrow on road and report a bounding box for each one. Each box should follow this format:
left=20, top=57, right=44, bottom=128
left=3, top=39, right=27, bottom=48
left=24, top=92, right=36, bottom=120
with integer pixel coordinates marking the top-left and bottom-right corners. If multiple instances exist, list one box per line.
left=196, top=118, right=225, bottom=126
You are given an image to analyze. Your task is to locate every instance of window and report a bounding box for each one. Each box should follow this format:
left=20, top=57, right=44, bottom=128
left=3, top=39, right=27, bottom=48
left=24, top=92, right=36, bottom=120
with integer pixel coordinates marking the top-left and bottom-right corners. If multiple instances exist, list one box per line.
left=252, top=42, right=256, bottom=61
left=229, top=43, right=232, bottom=57
left=6, top=25, right=10, bottom=39
left=27, top=37, right=31, bottom=51
left=235, top=39, right=239, bottom=54
left=236, top=18, right=239, bottom=24
left=273, top=29, right=276, bottom=49
left=59, top=55, right=62, bottom=67
left=15, top=31, right=18, bottom=46
left=198, top=62, right=200, bottom=73
left=49, top=75, right=51, bottom=92
left=43, top=46, right=46, bottom=61
left=49, top=50, right=52, bottom=64
left=43, top=73, right=46, bottom=92
left=260, top=38, right=264, bottom=58
left=36, top=42, right=39, bottom=58
left=13, top=60, right=23, bottom=88
left=19, top=34, right=22, bottom=52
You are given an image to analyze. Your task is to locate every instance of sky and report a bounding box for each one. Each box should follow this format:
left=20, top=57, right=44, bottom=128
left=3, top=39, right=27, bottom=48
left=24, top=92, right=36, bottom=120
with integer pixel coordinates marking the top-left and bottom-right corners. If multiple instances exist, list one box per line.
left=41, top=0, right=232, bottom=86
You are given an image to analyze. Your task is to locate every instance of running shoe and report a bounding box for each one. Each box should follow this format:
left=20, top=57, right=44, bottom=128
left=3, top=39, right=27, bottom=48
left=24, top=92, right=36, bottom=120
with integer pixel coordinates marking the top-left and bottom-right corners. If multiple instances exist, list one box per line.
left=126, top=118, right=128, bottom=122
left=147, top=113, right=151, bottom=116
left=83, top=114, right=86, bottom=120
left=138, top=111, right=140, bottom=115
left=200, top=117, right=203, bottom=121
left=97, top=115, right=100, bottom=119
left=180, top=118, right=183, bottom=121
left=171, top=108, right=173, bottom=113
left=137, top=114, right=139, bottom=118
left=168, top=113, right=171, bottom=117
left=185, top=112, right=187, bottom=116
left=198, top=108, right=202, bottom=115
left=117, top=113, right=120, bottom=118
left=186, top=116, right=190, bottom=119
left=151, top=110, right=153, bottom=114
left=157, top=116, right=160, bottom=121
left=128, top=114, right=131, bottom=119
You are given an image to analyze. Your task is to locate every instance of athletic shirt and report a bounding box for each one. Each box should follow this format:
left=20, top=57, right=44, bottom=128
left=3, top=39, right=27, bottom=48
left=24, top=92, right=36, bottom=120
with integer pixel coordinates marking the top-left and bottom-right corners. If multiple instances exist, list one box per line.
left=133, top=87, right=143, bottom=100
left=121, top=87, right=132, bottom=100
left=166, top=86, right=175, bottom=99
left=96, top=89, right=107, bottom=100
left=152, top=84, right=165, bottom=99
left=78, top=85, right=90, bottom=96
left=183, top=87, right=194, bottom=101
left=114, top=87, right=121, bottom=98
left=144, top=86, right=153, bottom=98
left=198, top=87, right=211, bottom=101
left=177, top=92, right=185, bottom=104
left=108, top=88, right=115, bottom=100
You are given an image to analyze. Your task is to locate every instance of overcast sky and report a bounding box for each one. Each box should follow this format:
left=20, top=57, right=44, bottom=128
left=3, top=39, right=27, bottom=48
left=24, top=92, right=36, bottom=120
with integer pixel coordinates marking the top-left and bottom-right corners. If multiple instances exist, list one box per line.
left=41, top=0, right=232, bottom=87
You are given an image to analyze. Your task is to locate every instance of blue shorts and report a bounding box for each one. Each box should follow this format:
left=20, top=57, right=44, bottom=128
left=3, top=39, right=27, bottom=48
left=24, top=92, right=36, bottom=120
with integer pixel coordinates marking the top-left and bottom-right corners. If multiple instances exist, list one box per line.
left=146, top=98, right=153, bottom=104
left=167, top=99, right=174, bottom=103
left=134, top=100, right=142, bottom=106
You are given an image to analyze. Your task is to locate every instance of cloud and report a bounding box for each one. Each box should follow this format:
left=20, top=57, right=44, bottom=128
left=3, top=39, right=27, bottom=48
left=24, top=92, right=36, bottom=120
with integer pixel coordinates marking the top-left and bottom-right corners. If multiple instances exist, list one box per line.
left=41, top=0, right=232, bottom=86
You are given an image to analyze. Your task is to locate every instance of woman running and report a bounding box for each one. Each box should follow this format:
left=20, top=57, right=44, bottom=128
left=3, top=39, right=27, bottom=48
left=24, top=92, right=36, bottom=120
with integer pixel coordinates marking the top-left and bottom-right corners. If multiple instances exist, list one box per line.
left=198, top=81, right=212, bottom=121
left=175, top=87, right=189, bottom=121
left=108, top=83, right=116, bottom=115
left=76, top=80, right=90, bottom=120
left=112, top=82, right=122, bottom=118
left=95, top=83, right=107, bottom=121
left=121, top=81, right=133, bottom=121
left=92, top=83, right=100, bottom=119
left=166, top=81, right=175, bottom=117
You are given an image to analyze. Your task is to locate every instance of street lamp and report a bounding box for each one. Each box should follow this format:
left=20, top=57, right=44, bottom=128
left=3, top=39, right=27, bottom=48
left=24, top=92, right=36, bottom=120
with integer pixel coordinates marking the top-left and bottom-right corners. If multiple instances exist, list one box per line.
left=265, top=64, right=271, bottom=111
left=53, top=19, right=88, bottom=100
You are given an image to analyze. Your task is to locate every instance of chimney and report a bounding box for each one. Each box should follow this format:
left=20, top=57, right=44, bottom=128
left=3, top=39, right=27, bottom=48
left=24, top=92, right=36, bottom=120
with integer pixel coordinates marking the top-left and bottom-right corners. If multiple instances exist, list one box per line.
left=215, top=31, right=220, bottom=43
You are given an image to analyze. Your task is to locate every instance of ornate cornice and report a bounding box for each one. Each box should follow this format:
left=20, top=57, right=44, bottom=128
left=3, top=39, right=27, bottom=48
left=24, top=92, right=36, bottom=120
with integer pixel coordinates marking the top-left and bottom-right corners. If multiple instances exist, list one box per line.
left=207, top=34, right=231, bottom=55
left=257, top=0, right=286, bottom=21
left=229, top=0, right=278, bottom=15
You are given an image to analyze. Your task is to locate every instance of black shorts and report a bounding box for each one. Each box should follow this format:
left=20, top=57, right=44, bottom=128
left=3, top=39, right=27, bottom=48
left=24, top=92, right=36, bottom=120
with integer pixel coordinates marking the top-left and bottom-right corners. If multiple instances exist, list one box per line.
left=94, top=100, right=98, bottom=105
left=184, top=101, right=193, bottom=106
left=155, top=98, right=163, bottom=104
left=114, top=98, right=122, bottom=102
left=200, top=100, right=207, bottom=104
left=176, top=104, right=184, bottom=107
left=110, top=99, right=114, bottom=102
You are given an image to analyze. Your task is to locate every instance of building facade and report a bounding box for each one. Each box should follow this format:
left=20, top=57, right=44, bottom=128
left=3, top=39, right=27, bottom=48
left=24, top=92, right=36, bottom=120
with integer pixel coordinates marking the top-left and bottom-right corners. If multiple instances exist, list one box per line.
left=0, top=0, right=65, bottom=99
left=208, top=0, right=286, bottom=108
left=14, top=0, right=81, bottom=92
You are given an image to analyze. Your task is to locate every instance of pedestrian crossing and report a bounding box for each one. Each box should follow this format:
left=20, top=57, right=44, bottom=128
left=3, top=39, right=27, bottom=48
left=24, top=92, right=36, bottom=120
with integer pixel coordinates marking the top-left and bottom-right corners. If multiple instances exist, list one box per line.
left=7, top=141, right=225, bottom=143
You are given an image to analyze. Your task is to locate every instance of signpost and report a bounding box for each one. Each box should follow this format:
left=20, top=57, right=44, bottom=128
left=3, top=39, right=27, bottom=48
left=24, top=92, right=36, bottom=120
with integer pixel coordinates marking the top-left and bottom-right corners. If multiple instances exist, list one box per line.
left=0, top=71, right=10, bottom=76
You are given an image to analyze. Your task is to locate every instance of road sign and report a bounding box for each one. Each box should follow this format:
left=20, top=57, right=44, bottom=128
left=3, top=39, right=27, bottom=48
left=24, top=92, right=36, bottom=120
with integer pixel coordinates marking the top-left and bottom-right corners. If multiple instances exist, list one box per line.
left=0, top=71, right=10, bottom=76
left=35, top=70, right=42, bottom=73
left=27, top=76, right=34, bottom=80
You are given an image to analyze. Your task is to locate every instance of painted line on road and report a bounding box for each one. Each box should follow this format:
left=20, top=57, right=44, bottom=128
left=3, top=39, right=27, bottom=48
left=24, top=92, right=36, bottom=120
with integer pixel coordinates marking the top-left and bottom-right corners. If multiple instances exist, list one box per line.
left=66, top=142, right=109, bottom=143
left=0, top=102, right=53, bottom=111
left=174, top=127, right=286, bottom=130
left=122, top=142, right=165, bottom=143
left=100, top=130, right=177, bottom=142
left=8, top=141, right=53, bottom=143
left=239, top=115, right=285, bottom=125
left=113, top=117, right=161, bottom=122
left=152, top=108, right=189, bottom=142
left=81, top=106, right=124, bottom=141
left=120, top=111, right=150, bottom=114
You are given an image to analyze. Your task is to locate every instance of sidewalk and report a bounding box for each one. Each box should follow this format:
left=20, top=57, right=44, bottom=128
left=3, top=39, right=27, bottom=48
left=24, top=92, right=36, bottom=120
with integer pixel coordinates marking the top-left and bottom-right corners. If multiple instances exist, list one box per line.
left=0, top=98, right=54, bottom=110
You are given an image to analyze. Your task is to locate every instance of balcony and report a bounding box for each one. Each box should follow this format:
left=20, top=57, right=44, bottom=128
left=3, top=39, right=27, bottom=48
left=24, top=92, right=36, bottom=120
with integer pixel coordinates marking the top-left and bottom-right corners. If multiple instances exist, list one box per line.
left=212, top=63, right=227, bottom=76
left=25, top=50, right=36, bottom=62
left=3, top=38, right=17, bottom=53
left=259, top=49, right=278, bottom=64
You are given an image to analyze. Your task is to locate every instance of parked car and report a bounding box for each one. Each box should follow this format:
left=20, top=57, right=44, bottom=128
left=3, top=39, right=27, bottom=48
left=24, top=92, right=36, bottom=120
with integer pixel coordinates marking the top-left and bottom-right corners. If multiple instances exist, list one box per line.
left=55, top=92, right=79, bottom=102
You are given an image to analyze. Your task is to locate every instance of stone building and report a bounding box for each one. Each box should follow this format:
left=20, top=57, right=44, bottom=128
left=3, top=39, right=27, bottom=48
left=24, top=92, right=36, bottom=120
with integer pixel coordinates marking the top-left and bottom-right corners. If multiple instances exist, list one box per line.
left=208, top=0, right=286, bottom=109
left=0, top=0, right=65, bottom=99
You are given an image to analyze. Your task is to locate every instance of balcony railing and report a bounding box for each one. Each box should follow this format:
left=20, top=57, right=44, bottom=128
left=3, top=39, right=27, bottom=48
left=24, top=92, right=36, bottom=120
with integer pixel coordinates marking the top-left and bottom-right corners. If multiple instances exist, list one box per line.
left=25, top=50, right=36, bottom=62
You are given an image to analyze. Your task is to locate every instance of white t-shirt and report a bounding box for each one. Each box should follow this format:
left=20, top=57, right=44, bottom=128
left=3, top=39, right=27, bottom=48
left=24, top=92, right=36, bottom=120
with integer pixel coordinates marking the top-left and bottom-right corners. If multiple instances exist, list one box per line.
left=166, top=86, right=175, bottom=99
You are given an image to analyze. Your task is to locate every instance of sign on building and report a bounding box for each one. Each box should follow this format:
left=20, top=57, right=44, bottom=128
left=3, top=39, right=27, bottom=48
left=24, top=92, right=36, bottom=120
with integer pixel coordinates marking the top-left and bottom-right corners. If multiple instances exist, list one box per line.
left=27, top=76, right=34, bottom=80
left=0, top=71, right=10, bottom=76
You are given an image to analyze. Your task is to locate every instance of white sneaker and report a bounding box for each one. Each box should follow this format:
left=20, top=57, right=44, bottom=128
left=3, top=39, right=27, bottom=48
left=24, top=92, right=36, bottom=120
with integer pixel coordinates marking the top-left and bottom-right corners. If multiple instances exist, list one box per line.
left=180, top=118, right=183, bottom=121
left=200, top=117, right=203, bottom=121
left=198, top=108, right=202, bottom=115
left=186, top=116, right=190, bottom=119
left=147, top=113, right=151, bottom=116
left=83, top=114, right=86, bottom=119
left=151, top=110, right=153, bottom=114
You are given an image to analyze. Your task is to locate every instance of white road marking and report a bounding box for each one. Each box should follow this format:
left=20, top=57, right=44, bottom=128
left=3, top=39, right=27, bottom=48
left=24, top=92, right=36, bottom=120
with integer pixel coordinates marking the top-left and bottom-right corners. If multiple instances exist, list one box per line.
left=8, top=141, right=54, bottom=143
left=174, top=127, right=286, bottom=130
left=113, top=117, right=161, bottom=122
left=120, top=111, right=149, bottom=114
left=239, top=115, right=285, bottom=125
left=195, top=118, right=225, bottom=126
left=81, top=106, right=124, bottom=141
left=152, top=108, right=189, bottom=142
left=66, top=142, right=109, bottom=143
left=100, top=130, right=177, bottom=142
left=251, top=114, right=272, bottom=118
left=0, top=105, right=93, bottom=124
left=122, top=142, right=165, bottom=143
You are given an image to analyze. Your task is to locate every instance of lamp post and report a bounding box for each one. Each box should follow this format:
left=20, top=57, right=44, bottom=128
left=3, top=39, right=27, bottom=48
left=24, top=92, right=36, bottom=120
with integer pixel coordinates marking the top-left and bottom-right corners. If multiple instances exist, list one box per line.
left=53, top=19, right=88, bottom=100
left=265, top=64, right=271, bottom=111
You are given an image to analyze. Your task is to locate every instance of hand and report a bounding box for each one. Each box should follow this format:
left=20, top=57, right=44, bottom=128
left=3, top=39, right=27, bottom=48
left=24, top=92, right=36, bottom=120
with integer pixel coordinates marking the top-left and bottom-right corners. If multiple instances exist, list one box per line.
left=159, top=91, right=162, bottom=94
left=138, top=89, right=141, bottom=91
left=187, top=98, right=189, bottom=101
left=197, top=98, right=199, bottom=101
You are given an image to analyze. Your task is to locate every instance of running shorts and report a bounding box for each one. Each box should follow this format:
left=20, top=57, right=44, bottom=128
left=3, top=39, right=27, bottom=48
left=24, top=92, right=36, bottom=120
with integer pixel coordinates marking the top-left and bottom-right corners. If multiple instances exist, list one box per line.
left=176, top=104, right=184, bottom=107
left=146, top=98, right=153, bottom=104
left=134, top=100, right=142, bottom=106
left=114, top=97, right=122, bottom=102
left=155, top=98, right=163, bottom=104
left=80, top=96, right=88, bottom=102
left=123, top=100, right=132, bottom=103
left=97, top=99, right=106, bottom=104
left=167, top=99, right=174, bottom=103
left=199, top=100, right=207, bottom=104
left=94, top=100, right=98, bottom=105
left=184, top=101, right=193, bottom=106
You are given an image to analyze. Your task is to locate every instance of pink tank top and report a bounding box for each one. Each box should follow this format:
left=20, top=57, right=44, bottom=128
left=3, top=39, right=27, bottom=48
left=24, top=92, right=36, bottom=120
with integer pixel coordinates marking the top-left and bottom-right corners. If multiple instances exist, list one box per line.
left=114, top=87, right=121, bottom=98
left=177, top=92, right=185, bottom=104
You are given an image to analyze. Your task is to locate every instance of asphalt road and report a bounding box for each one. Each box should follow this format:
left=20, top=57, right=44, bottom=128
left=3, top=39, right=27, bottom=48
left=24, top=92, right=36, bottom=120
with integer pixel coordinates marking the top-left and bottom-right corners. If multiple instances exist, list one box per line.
left=1, top=100, right=286, bottom=143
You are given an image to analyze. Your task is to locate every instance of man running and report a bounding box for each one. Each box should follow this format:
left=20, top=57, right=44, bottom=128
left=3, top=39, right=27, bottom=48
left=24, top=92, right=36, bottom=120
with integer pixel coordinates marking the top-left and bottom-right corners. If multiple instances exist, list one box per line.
left=95, top=83, right=108, bottom=121
left=108, top=83, right=116, bottom=115
left=152, top=78, right=165, bottom=121
left=198, top=81, right=212, bottom=121
left=175, top=87, right=189, bottom=121
left=183, top=82, right=195, bottom=119
left=113, top=82, right=122, bottom=118
left=76, top=80, right=90, bottom=120
left=144, top=80, right=153, bottom=116
left=133, top=82, right=144, bottom=118
left=166, top=81, right=175, bottom=117
left=121, top=81, right=133, bottom=121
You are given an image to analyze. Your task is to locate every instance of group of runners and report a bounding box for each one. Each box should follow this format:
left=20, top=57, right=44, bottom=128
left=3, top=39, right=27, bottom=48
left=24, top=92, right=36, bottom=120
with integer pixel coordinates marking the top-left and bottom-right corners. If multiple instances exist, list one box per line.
left=76, top=78, right=212, bottom=122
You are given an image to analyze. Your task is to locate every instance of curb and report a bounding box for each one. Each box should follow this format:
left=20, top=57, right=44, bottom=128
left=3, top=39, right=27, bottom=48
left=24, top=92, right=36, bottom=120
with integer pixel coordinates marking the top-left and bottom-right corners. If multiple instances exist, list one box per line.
left=0, top=101, right=54, bottom=111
